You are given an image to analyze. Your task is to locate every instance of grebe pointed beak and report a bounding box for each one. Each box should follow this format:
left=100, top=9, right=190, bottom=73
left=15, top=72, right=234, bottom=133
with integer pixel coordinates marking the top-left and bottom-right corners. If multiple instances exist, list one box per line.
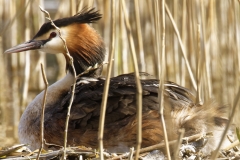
left=4, top=40, right=44, bottom=54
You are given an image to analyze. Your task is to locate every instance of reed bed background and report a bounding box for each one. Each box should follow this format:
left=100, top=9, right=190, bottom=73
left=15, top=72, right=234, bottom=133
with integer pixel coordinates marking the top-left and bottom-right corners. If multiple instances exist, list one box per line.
left=0, top=0, right=239, bottom=149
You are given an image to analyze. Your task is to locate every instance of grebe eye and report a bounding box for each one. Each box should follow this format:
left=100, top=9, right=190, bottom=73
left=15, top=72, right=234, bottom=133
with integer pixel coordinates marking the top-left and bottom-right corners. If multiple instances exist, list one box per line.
left=50, top=32, right=57, bottom=38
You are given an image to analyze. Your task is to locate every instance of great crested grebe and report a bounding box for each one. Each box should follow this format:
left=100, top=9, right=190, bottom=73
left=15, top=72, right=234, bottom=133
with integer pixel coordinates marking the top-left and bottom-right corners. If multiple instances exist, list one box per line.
left=5, top=8, right=230, bottom=154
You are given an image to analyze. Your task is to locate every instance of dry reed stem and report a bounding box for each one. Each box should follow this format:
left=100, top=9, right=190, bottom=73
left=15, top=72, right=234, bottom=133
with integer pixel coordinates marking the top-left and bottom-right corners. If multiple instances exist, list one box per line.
left=165, top=3, right=197, bottom=91
left=133, top=0, right=145, bottom=72
left=77, top=1, right=84, bottom=12
left=20, top=0, right=31, bottom=113
left=211, top=86, right=240, bottom=159
left=98, top=1, right=116, bottom=159
left=153, top=0, right=171, bottom=159
left=181, top=0, right=187, bottom=86
left=196, top=24, right=203, bottom=104
left=36, top=63, right=48, bottom=160
left=118, top=2, right=128, bottom=74
left=172, top=0, right=180, bottom=84
left=147, top=1, right=158, bottom=75
left=87, top=0, right=94, bottom=8
left=200, top=0, right=212, bottom=100
left=70, top=0, right=76, bottom=16
left=159, top=0, right=171, bottom=159
left=173, top=129, right=185, bottom=160
left=9, top=0, right=19, bottom=142
left=39, top=6, right=77, bottom=160
left=121, top=1, right=143, bottom=159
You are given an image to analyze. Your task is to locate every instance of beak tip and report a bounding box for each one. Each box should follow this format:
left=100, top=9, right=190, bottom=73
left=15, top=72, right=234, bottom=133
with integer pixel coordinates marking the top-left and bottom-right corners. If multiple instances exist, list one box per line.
left=3, top=40, right=42, bottom=54
left=4, top=47, right=20, bottom=54
left=4, top=49, right=13, bottom=54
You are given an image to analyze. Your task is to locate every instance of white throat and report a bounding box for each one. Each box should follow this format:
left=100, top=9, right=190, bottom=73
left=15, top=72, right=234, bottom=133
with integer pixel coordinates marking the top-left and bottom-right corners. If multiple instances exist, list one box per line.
left=18, top=72, right=75, bottom=149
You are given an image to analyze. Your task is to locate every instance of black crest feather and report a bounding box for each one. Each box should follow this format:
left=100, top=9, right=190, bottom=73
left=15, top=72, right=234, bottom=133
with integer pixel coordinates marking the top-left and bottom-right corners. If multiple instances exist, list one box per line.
left=33, top=8, right=102, bottom=38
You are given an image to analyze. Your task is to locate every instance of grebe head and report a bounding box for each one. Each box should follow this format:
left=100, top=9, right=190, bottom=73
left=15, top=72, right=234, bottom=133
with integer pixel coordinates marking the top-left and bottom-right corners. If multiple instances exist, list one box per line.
left=5, top=8, right=105, bottom=75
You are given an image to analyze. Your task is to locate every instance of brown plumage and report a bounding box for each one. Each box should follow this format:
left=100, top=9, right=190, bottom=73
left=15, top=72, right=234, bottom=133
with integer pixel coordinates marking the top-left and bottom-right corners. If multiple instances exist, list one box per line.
left=5, top=8, right=230, bottom=155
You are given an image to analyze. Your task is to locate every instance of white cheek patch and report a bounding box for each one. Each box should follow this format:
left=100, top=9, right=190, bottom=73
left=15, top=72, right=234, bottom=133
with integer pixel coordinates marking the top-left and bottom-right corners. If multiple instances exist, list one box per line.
left=36, top=28, right=68, bottom=54
left=40, top=37, right=64, bottom=54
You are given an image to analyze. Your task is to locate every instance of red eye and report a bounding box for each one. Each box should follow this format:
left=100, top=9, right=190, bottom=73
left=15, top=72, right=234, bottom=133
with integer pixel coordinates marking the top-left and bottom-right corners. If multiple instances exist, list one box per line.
left=50, top=32, right=57, bottom=38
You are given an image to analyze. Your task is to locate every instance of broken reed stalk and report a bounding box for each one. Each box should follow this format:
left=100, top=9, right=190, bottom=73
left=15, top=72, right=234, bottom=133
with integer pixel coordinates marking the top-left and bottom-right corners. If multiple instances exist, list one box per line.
left=173, top=129, right=185, bottom=160
left=211, top=86, right=240, bottom=159
left=98, top=1, right=116, bottom=159
left=39, top=6, right=77, bottom=160
left=128, top=147, right=134, bottom=160
left=37, top=63, right=49, bottom=160
left=165, top=3, right=197, bottom=91
left=121, top=1, right=143, bottom=159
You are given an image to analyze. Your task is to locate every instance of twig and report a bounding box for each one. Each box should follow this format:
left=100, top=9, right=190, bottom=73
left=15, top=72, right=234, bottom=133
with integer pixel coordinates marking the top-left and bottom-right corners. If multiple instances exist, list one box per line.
left=98, top=1, right=116, bottom=159
left=211, top=87, right=240, bottom=159
left=0, top=144, right=27, bottom=157
left=165, top=3, right=197, bottom=91
left=121, top=1, right=143, bottom=159
left=223, top=140, right=240, bottom=151
left=76, top=62, right=108, bottom=79
left=227, top=134, right=239, bottom=151
left=44, top=139, right=63, bottom=149
left=36, top=63, right=49, bottom=160
left=39, top=6, right=77, bottom=160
